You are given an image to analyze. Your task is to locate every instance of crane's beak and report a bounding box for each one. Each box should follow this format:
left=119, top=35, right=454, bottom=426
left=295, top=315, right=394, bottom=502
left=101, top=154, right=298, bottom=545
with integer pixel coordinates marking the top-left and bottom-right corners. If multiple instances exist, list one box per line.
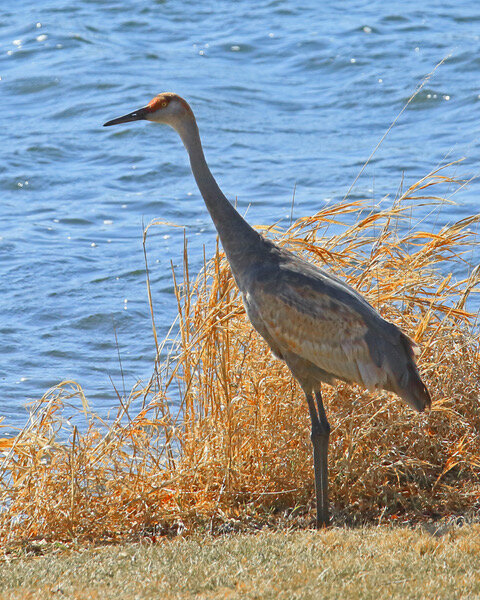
left=103, top=106, right=150, bottom=127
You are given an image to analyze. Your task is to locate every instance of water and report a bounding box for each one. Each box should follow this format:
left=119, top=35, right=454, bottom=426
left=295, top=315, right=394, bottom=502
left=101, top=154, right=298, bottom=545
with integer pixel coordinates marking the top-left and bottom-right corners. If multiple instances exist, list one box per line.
left=1, top=1, right=479, bottom=428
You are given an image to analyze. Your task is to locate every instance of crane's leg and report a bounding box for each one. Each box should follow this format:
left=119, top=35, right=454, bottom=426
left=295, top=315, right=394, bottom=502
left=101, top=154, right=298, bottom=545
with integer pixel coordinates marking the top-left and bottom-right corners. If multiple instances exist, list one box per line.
left=305, top=388, right=331, bottom=528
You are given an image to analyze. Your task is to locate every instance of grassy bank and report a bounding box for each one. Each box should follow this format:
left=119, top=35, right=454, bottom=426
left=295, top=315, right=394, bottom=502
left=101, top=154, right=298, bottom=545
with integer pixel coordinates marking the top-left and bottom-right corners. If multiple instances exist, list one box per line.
left=1, top=525, right=480, bottom=599
left=0, top=163, right=479, bottom=545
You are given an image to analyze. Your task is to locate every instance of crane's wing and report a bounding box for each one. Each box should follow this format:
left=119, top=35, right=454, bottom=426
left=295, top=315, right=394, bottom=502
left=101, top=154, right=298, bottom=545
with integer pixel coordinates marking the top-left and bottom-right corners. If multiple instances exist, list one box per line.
left=244, top=276, right=390, bottom=391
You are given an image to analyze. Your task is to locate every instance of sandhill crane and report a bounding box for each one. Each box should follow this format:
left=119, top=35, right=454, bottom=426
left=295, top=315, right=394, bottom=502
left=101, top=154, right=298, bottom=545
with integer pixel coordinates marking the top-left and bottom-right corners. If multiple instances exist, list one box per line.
left=104, top=93, right=431, bottom=527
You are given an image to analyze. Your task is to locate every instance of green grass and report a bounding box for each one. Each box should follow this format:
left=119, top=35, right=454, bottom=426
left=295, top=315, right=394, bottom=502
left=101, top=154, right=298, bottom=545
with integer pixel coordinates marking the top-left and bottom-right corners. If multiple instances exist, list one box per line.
left=1, top=525, right=479, bottom=599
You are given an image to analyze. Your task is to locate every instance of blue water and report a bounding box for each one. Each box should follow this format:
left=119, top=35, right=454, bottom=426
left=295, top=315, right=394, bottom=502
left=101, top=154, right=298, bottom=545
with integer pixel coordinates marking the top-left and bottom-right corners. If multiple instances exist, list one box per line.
left=1, top=1, right=479, bottom=428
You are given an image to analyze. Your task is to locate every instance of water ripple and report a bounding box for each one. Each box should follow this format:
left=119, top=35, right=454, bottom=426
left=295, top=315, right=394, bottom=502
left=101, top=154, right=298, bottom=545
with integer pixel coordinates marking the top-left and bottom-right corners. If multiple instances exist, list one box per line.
left=0, top=0, right=478, bottom=426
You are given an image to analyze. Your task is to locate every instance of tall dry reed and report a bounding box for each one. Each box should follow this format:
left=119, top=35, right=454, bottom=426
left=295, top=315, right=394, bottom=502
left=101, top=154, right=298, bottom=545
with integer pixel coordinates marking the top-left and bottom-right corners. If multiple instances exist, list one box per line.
left=0, top=164, right=479, bottom=545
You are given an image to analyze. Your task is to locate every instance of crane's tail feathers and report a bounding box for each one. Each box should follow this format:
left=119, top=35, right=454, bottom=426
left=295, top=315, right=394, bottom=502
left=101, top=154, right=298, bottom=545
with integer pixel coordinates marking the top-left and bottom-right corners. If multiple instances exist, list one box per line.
left=397, top=364, right=431, bottom=412
left=394, top=334, right=431, bottom=413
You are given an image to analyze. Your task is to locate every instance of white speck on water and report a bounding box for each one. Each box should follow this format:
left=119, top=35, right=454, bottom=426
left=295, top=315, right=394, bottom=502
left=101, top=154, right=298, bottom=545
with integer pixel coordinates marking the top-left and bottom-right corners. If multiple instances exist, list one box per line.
left=199, top=50, right=205, bottom=56
left=103, top=219, right=113, bottom=225
left=363, top=26, right=372, bottom=33
left=17, top=182, right=23, bottom=188
left=163, top=234, right=170, bottom=240
left=47, top=227, right=52, bottom=231
left=414, top=47, right=420, bottom=52
left=231, top=45, right=240, bottom=51
left=36, top=22, right=42, bottom=28
left=433, top=94, right=437, bottom=98
left=36, top=34, right=47, bottom=42
left=13, top=39, right=22, bottom=47
left=53, top=219, right=59, bottom=223
left=427, top=94, right=431, bottom=98
left=107, top=239, right=111, bottom=243
left=56, top=44, right=63, bottom=49
left=20, top=377, right=28, bottom=382
left=7, top=50, right=13, bottom=56
left=91, top=242, right=96, bottom=247
left=121, top=204, right=127, bottom=209
left=350, top=58, right=356, bottom=63
left=378, top=78, right=383, bottom=83
left=187, top=192, right=193, bottom=196
left=444, top=95, right=450, bottom=100
left=124, top=298, right=128, bottom=303
left=67, top=236, right=71, bottom=240
left=132, top=165, right=136, bottom=170
left=268, top=32, right=275, bottom=38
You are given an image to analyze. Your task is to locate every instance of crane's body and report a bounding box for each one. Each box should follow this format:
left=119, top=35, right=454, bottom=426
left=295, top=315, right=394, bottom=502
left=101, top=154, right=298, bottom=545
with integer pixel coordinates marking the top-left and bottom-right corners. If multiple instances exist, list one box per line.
left=104, top=93, right=431, bottom=527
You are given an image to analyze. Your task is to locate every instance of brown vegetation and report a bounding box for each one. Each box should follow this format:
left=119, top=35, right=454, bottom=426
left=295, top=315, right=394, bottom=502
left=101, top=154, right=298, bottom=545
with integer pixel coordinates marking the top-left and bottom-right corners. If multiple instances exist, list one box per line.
left=2, top=526, right=480, bottom=599
left=0, top=164, right=479, bottom=546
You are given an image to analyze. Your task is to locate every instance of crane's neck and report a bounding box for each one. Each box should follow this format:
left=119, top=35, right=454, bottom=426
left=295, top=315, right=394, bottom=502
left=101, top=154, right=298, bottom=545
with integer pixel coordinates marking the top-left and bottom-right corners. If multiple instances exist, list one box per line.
left=173, top=114, right=264, bottom=281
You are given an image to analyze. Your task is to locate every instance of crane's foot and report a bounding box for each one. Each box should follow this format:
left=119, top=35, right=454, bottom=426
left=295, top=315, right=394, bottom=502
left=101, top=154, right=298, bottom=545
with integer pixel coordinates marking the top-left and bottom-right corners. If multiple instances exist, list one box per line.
left=316, top=517, right=329, bottom=529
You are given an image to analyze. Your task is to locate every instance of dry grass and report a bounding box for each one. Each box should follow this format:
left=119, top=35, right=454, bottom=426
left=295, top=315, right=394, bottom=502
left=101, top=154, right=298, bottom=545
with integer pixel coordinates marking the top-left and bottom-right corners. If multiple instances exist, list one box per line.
left=0, top=163, right=479, bottom=547
left=1, top=525, right=480, bottom=599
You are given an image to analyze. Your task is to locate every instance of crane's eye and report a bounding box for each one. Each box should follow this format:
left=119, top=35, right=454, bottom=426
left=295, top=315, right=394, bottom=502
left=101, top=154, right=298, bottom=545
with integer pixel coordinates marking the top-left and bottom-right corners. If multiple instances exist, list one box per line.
left=147, top=96, right=170, bottom=111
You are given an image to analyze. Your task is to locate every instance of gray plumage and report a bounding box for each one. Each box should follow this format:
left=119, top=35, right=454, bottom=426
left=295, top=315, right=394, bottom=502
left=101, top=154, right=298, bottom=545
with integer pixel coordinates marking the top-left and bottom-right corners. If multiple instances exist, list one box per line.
left=104, top=93, right=431, bottom=527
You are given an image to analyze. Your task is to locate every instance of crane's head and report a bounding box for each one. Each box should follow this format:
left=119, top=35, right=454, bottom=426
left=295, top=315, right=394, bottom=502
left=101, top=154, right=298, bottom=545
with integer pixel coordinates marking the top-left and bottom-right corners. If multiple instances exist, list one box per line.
left=103, top=92, right=193, bottom=129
